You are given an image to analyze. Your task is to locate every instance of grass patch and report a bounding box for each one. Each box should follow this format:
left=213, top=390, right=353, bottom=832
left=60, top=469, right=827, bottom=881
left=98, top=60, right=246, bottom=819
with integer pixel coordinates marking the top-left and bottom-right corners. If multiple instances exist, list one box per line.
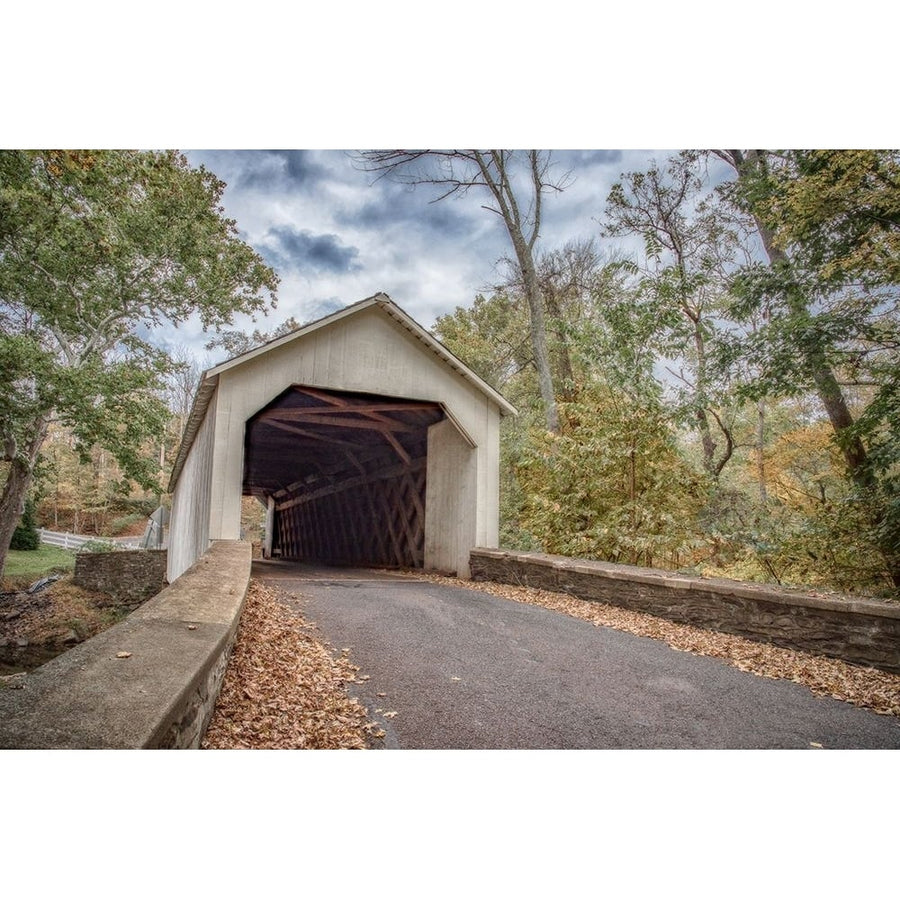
left=2, top=543, right=76, bottom=585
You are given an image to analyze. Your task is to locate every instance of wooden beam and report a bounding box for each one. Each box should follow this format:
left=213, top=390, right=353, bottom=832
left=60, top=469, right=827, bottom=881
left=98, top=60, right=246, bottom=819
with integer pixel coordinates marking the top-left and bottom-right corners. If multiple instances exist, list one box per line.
left=259, top=418, right=369, bottom=448
left=263, top=495, right=275, bottom=558
left=275, top=457, right=425, bottom=511
left=261, top=402, right=440, bottom=418
left=292, top=386, right=352, bottom=406
left=379, top=429, right=411, bottom=465
left=260, top=411, right=420, bottom=434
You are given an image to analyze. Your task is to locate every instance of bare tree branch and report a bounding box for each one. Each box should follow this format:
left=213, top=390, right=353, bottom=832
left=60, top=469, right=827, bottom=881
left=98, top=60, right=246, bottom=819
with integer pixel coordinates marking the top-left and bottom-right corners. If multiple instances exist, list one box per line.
left=354, top=149, right=569, bottom=431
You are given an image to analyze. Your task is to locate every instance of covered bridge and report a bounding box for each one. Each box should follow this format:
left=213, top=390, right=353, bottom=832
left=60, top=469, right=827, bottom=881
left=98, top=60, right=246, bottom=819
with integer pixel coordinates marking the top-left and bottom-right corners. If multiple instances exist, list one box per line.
left=166, top=293, right=516, bottom=582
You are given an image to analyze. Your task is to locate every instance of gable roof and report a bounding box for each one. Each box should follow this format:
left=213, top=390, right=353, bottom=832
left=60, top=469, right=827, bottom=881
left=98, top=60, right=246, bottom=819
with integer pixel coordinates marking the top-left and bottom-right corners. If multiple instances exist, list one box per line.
left=168, top=293, right=517, bottom=492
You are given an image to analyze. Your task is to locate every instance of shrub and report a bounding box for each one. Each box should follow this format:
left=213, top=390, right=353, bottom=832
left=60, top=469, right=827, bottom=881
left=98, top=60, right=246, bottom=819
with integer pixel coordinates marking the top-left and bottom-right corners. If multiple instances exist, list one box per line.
left=10, top=497, right=40, bottom=551
left=77, top=539, right=120, bottom=554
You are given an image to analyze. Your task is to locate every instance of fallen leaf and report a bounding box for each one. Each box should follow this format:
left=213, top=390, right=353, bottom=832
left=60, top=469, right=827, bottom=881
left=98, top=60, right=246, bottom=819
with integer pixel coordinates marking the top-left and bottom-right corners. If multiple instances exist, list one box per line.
left=200, top=580, right=379, bottom=750
left=383, top=711, right=398, bottom=719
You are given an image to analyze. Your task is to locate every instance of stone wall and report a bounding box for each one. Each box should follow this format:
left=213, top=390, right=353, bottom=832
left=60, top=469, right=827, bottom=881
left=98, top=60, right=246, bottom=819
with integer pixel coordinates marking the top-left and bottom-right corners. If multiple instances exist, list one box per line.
left=470, top=548, right=900, bottom=674
left=0, top=541, right=251, bottom=749
left=74, top=549, right=167, bottom=604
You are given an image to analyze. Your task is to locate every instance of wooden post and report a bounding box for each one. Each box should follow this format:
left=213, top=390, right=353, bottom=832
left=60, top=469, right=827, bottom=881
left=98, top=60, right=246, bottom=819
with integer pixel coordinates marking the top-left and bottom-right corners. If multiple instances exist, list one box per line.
left=263, top=495, right=275, bottom=559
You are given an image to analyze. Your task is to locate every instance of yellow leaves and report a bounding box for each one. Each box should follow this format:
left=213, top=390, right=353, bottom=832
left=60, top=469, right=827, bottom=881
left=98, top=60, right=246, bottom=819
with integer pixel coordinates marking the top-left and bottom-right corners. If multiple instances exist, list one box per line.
left=44, top=150, right=98, bottom=177
left=759, top=422, right=841, bottom=510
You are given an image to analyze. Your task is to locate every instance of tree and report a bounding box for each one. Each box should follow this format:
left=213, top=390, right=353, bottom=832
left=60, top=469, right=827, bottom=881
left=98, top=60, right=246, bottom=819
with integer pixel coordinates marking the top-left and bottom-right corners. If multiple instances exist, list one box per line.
left=528, top=238, right=604, bottom=402
left=164, top=344, right=207, bottom=429
left=206, top=314, right=302, bottom=359
left=752, top=421, right=889, bottom=592
left=434, top=292, right=531, bottom=394
left=603, top=153, right=745, bottom=480
left=714, top=151, right=871, bottom=482
left=745, top=150, right=900, bottom=288
left=516, top=379, right=707, bottom=568
left=0, top=150, right=279, bottom=574
left=713, top=149, right=900, bottom=586
left=355, top=150, right=569, bottom=431
left=10, top=496, right=39, bottom=551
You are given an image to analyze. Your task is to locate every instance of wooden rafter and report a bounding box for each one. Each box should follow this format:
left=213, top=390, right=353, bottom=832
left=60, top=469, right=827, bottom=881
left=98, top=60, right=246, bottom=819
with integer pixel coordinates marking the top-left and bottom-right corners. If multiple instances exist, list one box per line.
left=275, top=457, right=425, bottom=511
left=260, top=417, right=369, bottom=449
left=261, top=402, right=437, bottom=417
left=260, top=410, right=420, bottom=434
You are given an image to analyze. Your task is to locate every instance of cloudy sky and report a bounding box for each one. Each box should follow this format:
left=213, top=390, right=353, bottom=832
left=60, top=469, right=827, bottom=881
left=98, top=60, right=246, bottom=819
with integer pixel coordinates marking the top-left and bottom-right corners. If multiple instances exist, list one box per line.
left=176, top=149, right=697, bottom=365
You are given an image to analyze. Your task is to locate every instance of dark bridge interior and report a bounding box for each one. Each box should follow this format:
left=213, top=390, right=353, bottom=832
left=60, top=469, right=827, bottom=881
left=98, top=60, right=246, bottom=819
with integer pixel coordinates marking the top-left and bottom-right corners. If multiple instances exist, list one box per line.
left=243, top=385, right=444, bottom=567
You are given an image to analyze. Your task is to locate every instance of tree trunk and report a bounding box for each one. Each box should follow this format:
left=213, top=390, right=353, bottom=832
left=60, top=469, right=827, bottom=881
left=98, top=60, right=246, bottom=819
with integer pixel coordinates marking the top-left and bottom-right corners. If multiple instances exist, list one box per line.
left=693, top=318, right=716, bottom=476
left=512, top=234, right=559, bottom=432
left=757, top=399, right=768, bottom=504
left=543, top=285, right=576, bottom=403
left=0, top=415, right=51, bottom=576
left=526, top=281, right=560, bottom=432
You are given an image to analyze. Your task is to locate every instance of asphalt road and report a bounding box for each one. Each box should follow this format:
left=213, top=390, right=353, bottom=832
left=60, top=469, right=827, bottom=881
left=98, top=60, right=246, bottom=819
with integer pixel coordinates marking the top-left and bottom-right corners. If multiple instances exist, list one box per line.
left=254, top=560, right=900, bottom=750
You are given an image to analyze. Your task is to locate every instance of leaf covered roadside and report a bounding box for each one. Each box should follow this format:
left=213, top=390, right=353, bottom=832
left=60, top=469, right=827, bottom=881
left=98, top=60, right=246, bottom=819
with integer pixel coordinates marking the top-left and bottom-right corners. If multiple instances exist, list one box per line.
left=417, top=573, right=900, bottom=718
left=202, top=580, right=381, bottom=749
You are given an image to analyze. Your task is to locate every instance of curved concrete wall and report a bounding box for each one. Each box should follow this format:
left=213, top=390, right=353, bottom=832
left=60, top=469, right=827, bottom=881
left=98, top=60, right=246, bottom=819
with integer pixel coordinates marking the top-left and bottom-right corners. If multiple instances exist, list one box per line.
left=0, top=541, right=250, bottom=749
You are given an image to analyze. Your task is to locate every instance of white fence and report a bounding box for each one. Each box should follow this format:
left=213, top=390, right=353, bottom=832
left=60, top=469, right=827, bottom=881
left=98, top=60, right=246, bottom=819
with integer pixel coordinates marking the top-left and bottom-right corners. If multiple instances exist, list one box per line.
left=38, top=529, right=141, bottom=551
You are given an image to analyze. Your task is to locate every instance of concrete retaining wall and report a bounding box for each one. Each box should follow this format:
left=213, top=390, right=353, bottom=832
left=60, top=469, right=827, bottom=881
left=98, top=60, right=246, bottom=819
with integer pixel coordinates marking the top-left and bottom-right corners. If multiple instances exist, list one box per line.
left=470, top=548, right=900, bottom=674
left=0, top=541, right=251, bottom=749
left=74, top=549, right=168, bottom=604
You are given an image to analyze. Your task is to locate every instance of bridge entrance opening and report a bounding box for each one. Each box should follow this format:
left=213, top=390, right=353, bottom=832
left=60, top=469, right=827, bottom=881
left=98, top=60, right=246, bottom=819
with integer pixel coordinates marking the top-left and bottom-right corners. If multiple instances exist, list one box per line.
left=243, top=385, right=445, bottom=568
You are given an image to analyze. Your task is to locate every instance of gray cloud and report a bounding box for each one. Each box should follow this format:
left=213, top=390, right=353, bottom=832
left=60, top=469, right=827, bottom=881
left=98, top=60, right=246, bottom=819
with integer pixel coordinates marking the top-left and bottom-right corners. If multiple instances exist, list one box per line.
left=232, top=150, right=330, bottom=191
left=262, top=225, right=362, bottom=274
left=560, top=150, right=624, bottom=166
left=177, top=149, right=683, bottom=363
left=335, top=184, right=479, bottom=239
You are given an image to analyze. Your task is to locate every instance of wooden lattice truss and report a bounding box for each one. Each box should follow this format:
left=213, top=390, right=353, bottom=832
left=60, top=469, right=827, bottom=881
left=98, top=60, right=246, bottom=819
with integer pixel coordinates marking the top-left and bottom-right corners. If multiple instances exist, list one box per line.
left=243, top=386, right=444, bottom=567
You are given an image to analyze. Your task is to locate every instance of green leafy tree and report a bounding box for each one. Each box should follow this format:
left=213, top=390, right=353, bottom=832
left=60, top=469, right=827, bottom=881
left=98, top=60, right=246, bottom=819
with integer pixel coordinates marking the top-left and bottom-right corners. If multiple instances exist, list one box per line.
left=713, top=149, right=900, bottom=587
left=0, top=150, right=279, bottom=574
left=438, top=269, right=708, bottom=566
left=206, top=314, right=302, bottom=359
left=603, top=153, right=747, bottom=480
left=516, top=380, right=707, bottom=568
